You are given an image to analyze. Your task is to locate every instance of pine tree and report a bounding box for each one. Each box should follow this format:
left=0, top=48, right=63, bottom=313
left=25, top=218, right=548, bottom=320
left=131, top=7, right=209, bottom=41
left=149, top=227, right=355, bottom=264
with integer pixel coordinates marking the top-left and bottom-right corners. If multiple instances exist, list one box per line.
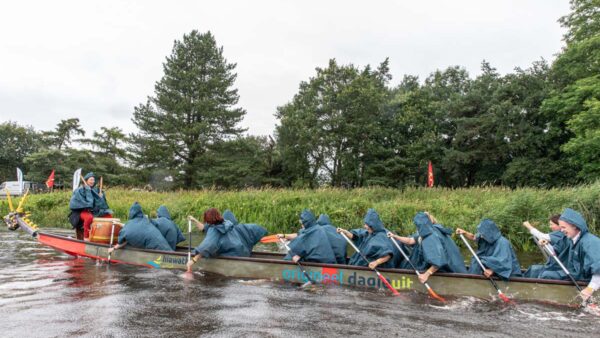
left=132, top=30, right=246, bottom=187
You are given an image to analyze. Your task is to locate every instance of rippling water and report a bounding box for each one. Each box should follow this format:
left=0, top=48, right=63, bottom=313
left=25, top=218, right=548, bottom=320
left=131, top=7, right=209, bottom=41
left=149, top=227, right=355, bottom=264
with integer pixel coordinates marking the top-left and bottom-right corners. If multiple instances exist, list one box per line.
left=1, top=228, right=599, bottom=338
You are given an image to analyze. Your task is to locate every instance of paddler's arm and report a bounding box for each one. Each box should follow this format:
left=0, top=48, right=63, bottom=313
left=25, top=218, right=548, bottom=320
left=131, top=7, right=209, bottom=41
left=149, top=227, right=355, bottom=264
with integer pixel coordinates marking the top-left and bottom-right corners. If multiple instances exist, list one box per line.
left=418, top=265, right=439, bottom=284
left=188, top=216, right=205, bottom=232
left=186, top=253, right=203, bottom=272
left=108, top=241, right=127, bottom=254
left=336, top=228, right=353, bottom=239
left=368, top=254, right=391, bottom=270
left=455, top=228, right=475, bottom=241
left=276, top=233, right=298, bottom=240
left=387, top=233, right=416, bottom=245
left=522, top=221, right=550, bottom=241
left=581, top=274, right=600, bottom=301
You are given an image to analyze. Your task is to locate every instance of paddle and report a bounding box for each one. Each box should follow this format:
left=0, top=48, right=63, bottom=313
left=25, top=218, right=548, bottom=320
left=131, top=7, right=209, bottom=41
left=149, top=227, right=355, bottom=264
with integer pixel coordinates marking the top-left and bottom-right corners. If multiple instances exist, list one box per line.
left=536, top=240, right=595, bottom=306
left=107, top=220, right=116, bottom=264
left=278, top=237, right=313, bottom=287
left=459, top=233, right=512, bottom=303
left=338, top=231, right=400, bottom=296
left=187, top=217, right=193, bottom=264
left=387, top=232, right=446, bottom=302
left=260, top=234, right=280, bottom=243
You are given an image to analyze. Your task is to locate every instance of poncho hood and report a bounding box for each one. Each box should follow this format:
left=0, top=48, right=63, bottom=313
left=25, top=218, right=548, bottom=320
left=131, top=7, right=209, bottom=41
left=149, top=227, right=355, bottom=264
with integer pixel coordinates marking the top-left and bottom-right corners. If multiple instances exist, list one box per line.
left=156, top=205, right=171, bottom=220
left=476, top=219, right=501, bottom=244
left=128, top=202, right=144, bottom=220
left=223, top=210, right=238, bottom=225
left=317, top=214, right=332, bottom=226
left=414, top=212, right=434, bottom=238
left=364, top=209, right=385, bottom=233
left=560, top=208, right=588, bottom=233
left=84, top=172, right=96, bottom=186
left=300, top=209, right=317, bottom=229
left=209, top=221, right=233, bottom=234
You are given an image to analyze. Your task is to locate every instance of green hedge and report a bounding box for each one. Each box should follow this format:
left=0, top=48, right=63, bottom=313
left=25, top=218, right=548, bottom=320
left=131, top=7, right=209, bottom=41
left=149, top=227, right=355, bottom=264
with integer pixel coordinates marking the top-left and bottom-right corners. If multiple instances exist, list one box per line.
left=2, top=184, right=599, bottom=252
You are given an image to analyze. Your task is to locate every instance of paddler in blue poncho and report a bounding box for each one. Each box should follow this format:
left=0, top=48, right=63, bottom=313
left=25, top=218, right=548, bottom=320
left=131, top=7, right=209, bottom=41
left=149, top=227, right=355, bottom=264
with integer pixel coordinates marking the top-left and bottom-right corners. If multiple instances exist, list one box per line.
left=276, top=209, right=336, bottom=264
left=222, top=209, right=269, bottom=251
left=456, top=219, right=522, bottom=279
left=337, top=209, right=394, bottom=269
left=186, top=208, right=268, bottom=271
left=389, top=212, right=467, bottom=284
left=522, top=214, right=569, bottom=278
left=537, top=208, right=600, bottom=302
left=108, top=202, right=173, bottom=253
left=151, top=205, right=186, bottom=250
left=316, top=214, right=348, bottom=264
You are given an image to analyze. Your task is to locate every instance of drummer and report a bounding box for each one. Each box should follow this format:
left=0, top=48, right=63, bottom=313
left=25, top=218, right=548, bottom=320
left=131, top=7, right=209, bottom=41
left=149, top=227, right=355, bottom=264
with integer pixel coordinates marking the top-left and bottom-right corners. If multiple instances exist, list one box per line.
left=68, top=172, right=112, bottom=241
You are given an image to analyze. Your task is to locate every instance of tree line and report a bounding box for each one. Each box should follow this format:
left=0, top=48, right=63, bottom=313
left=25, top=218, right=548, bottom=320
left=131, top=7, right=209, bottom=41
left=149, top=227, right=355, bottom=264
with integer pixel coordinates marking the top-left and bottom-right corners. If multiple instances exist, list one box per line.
left=1, top=0, right=598, bottom=190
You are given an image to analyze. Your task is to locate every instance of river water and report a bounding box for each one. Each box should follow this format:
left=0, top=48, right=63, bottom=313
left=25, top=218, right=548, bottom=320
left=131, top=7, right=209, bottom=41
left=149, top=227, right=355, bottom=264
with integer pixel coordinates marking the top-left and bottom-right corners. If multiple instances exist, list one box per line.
left=1, top=228, right=599, bottom=338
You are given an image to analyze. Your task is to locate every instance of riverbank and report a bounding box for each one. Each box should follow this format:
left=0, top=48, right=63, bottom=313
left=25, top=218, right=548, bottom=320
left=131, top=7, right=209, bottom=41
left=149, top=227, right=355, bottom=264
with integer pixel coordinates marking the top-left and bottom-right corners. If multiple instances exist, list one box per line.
left=2, top=184, right=599, bottom=251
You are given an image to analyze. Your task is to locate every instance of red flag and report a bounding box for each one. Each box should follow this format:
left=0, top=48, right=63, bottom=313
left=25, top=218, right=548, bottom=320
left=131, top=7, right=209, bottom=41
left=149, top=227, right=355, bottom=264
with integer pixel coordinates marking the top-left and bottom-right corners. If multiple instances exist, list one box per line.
left=427, top=161, right=434, bottom=188
left=46, top=170, right=55, bottom=189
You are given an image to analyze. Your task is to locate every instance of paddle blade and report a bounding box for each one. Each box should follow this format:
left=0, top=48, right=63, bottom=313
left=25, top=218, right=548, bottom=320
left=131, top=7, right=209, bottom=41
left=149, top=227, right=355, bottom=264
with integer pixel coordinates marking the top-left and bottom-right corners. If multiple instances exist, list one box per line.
left=425, top=285, right=446, bottom=302
left=260, top=235, right=280, bottom=243
left=377, top=273, right=400, bottom=296
left=498, top=291, right=512, bottom=304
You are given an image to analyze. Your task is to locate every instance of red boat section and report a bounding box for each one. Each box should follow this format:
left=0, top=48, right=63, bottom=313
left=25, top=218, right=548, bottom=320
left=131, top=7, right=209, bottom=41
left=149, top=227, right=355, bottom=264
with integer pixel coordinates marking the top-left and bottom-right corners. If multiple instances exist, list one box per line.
left=38, top=233, right=88, bottom=257
left=37, top=233, right=156, bottom=268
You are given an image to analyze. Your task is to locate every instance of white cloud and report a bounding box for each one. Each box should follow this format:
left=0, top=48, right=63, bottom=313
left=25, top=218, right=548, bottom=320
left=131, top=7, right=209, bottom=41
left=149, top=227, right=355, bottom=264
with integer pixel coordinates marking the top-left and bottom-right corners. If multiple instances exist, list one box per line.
left=0, top=0, right=569, bottom=137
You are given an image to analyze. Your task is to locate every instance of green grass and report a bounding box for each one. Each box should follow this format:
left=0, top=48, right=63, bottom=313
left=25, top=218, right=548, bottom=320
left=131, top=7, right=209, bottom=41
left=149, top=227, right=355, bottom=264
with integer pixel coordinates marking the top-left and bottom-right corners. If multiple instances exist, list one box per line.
left=2, top=184, right=599, bottom=252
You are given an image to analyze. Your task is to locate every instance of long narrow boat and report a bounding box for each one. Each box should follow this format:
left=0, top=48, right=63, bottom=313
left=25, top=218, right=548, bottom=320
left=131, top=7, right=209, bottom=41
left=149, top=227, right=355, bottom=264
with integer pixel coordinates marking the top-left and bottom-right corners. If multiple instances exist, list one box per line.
left=4, top=212, right=587, bottom=306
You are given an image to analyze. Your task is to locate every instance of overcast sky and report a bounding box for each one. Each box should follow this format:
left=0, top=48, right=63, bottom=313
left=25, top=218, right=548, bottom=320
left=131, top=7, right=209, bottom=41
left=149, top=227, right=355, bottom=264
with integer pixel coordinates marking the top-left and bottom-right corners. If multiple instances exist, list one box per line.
left=0, top=0, right=571, bottom=138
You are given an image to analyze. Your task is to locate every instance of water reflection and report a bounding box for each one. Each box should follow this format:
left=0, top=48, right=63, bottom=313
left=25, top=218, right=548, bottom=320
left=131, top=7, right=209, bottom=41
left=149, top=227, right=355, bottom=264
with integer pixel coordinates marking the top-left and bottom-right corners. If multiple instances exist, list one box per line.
left=1, top=228, right=599, bottom=337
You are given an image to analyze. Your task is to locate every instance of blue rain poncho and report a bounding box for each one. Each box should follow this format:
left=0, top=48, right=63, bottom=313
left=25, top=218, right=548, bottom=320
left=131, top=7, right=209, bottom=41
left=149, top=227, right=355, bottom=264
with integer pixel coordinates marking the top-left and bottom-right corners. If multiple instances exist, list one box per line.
left=284, top=210, right=336, bottom=264
left=432, top=223, right=467, bottom=273
left=400, top=213, right=467, bottom=273
left=348, top=209, right=394, bottom=268
left=223, top=210, right=268, bottom=250
left=118, top=202, right=173, bottom=251
left=69, top=172, right=112, bottom=216
left=193, top=211, right=268, bottom=258
left=317, top=214, right=350, bottom=264
left=151, top=205, right=186, bottom=250
left=539, top=208, right=600, bottom=281
left=69, top=186, right=93, bottom=210
left=317, top=214, right=348, bottom=264
left=524, top=230, right=570, bottom=278
left=469, top=219, right=522, bottom=279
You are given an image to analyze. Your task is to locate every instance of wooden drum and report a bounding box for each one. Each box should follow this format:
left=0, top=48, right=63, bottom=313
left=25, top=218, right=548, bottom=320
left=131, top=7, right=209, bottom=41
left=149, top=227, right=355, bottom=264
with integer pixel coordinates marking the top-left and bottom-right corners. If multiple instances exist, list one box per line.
left=90, top=218, right=122, bottom=244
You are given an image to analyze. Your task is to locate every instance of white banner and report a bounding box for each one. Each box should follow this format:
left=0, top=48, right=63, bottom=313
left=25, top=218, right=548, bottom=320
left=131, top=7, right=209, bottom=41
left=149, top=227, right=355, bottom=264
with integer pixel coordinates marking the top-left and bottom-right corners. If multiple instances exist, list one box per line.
left=72, top=168, right=82, bottom=192
left=16, top=167, right=24, bottom=194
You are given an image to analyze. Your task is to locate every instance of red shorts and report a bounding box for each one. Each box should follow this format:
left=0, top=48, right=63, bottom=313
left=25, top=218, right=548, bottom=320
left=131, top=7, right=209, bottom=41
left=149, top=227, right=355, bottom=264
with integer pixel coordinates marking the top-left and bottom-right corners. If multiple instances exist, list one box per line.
left=80, top=211, right=113, bottom=239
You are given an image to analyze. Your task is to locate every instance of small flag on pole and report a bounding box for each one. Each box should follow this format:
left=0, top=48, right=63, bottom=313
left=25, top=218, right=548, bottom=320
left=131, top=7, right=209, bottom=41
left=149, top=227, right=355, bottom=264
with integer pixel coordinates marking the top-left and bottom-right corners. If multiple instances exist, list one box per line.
left=46, top=170, right=55, bottom=189
left=72, top=168, right=82, bottom=192
left=16, top=168, right=24, bottom=194
left=427, top=161, right=434, bottom=188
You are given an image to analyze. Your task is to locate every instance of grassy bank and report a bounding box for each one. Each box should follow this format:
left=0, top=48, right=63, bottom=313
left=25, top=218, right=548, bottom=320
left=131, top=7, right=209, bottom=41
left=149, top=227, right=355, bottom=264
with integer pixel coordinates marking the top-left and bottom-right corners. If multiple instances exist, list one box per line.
left=2, top=184, right=599, bottom=252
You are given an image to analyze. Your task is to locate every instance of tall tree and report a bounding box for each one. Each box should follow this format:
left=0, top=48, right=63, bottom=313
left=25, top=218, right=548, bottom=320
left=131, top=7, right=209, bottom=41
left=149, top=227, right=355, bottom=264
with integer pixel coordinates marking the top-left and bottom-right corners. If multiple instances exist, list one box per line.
left=132, top=30, right=246, bottom=187
left=275, top=59, right=391, bottom=187
left=541, top=0, right=600, bottom=181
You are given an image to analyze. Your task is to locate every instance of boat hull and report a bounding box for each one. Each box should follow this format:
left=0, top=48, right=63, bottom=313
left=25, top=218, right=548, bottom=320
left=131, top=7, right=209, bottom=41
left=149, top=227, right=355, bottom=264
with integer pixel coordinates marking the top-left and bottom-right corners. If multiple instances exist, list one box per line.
left=9, top=215, right=587, bottom=306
